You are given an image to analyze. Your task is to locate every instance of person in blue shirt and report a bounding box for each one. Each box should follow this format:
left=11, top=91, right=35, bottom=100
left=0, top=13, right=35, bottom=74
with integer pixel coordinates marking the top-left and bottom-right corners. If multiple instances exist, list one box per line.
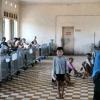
left=92, top=51, right=100, bottom=100
left=0, top=37, right=9, bottom=48
left=53, top=47, right=67, bottom=99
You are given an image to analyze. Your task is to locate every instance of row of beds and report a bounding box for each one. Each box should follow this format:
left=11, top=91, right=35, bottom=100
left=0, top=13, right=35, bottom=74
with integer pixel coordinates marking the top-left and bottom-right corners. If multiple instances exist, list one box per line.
left=0, top=44, right=50, bottom=83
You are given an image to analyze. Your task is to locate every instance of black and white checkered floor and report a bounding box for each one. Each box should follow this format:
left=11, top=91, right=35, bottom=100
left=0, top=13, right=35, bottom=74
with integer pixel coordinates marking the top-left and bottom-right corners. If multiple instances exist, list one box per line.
left=0, top=56, right=94, bottom=100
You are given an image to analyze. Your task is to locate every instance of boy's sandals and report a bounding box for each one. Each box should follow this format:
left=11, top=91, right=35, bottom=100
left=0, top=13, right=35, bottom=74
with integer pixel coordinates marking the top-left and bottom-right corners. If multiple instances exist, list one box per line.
left=56, top=94, right=64, bottom=99
left=56, top=96, right=64, bottom=99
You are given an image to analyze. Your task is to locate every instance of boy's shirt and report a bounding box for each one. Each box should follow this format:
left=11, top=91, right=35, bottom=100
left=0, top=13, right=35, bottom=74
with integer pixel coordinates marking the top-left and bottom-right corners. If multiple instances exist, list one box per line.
left=53, top=56, right=67, bottom=75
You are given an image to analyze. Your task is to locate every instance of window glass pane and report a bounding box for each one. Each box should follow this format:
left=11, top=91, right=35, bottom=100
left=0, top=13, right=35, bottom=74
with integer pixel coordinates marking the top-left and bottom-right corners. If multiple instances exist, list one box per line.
left=14, top=20, right=18, bottom=37
left=4, top=18, right=10, bottom=41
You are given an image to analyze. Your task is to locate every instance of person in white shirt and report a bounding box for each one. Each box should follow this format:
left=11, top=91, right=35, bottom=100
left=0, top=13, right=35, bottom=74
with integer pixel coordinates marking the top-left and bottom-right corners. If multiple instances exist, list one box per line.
left=81, top=53, right=92, bottom=79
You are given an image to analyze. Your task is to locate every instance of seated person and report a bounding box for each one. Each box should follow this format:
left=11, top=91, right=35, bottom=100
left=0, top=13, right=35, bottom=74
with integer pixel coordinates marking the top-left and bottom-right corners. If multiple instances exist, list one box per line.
left=67, top=57, right=78, bottom=76
left=31, top=36, right=38, bottom=46
left=0, top=37, right=9, bottom=53
left=7, top=40, right=13, bottom=49
left=21, top=38, right=29, bottom=49
left=14, top=38, right=24, bottom=49
left=81, top=53, right=93, bottom=79
left=65, top=57, right=78, bottom=85
left=0, top=37, right=9, bottom=48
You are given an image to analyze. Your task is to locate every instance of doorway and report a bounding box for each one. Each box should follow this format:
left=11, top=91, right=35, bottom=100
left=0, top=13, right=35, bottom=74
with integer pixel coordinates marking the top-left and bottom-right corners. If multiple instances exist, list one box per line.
left=62, top=27, right=74, bottom=55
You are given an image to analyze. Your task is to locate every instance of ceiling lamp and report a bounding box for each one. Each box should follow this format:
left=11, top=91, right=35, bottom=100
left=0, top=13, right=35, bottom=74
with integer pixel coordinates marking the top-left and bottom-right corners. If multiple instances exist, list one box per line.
left=5, top=0, right=7, bottom=5
left=10, top=2, right=13, bottom=6
left=15, top=4, right=17, bottom=8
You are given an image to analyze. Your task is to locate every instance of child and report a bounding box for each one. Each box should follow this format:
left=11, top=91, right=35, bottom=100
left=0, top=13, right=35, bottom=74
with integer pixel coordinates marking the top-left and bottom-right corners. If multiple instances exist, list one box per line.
left=67, top=57, right=78, bottom=76
left=81, top=53, right=93, bottom=79
left=64, top=57, right=78, bottom=86
left=53, top=47, right=67, bottom=99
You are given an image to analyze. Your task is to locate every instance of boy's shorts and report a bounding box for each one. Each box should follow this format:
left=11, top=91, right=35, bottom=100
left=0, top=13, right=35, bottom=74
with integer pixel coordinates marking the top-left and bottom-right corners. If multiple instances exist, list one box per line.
left=56, top=74, right=65, bottom=81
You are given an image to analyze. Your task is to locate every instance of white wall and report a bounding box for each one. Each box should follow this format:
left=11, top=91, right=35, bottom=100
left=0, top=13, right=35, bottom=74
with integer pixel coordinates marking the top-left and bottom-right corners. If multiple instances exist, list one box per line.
left=19, top=3, right=100, bottom=54
left=57, top=16, right=100, bottom=54
left=0, top=0, right=2, bottom=17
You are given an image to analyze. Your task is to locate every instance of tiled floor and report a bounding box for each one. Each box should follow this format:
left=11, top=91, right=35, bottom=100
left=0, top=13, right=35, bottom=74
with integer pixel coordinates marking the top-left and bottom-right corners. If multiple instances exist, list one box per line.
left=0, top=56, right=94, bottom=100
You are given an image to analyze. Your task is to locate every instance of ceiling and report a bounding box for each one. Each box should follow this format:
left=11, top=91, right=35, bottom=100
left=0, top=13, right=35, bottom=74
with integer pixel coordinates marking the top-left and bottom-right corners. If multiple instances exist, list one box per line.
left=19, top=0, right=100, bottom=4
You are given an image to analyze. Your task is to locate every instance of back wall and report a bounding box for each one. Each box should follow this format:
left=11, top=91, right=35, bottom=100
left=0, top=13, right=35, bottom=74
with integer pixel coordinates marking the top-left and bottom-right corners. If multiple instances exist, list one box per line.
left=19, top=3, right=100, bottom=54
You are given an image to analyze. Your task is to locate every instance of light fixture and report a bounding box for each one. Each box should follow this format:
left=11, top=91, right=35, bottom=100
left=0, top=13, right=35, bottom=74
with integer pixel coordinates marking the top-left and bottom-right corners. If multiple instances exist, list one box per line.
left=15, top=4, right=17, bottom=8
left=10, top=2, right=13, bottom=6
left=5, top=0, right=7, bottom=5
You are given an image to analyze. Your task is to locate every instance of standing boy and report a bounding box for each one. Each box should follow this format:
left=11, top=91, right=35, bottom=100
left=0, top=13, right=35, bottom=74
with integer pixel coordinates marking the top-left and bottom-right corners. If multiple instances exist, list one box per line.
left=53, top=47, right=67, bottom=99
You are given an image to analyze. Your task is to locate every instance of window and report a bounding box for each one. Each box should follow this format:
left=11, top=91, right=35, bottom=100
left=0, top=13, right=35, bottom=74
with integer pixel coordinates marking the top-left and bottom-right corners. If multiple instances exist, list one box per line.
left=14, top=20, right=18, bottom=37
left=4, top=18, right=10, bottom=41
left=3, top=18, right=18, bottom=40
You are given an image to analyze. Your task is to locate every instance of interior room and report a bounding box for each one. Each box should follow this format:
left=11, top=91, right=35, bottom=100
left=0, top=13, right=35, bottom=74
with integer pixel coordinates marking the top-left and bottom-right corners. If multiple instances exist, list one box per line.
left=0, top=0, right=100, bottom=100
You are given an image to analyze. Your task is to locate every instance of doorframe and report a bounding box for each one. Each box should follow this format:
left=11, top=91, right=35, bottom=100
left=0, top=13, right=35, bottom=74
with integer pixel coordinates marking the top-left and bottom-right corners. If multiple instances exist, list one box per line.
left=62, top=26, right=74, bottom=55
